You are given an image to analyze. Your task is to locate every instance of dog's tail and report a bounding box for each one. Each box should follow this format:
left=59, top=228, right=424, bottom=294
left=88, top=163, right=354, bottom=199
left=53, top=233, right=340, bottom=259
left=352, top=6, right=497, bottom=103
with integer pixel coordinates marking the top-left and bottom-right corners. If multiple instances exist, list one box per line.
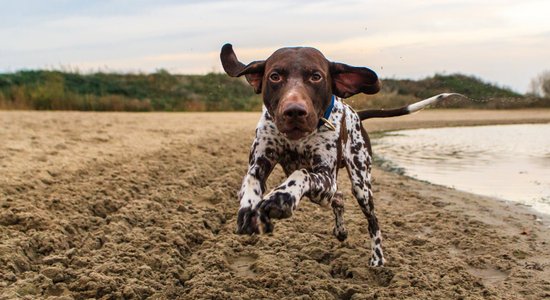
left=357, top=93, right=462, bottom=121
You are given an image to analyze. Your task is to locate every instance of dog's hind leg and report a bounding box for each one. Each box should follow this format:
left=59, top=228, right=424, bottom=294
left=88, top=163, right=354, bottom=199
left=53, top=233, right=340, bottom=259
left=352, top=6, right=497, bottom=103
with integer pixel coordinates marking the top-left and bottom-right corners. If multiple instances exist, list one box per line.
left=347, top=158, right=385, bottom=266
left=331, top=191, right=348, bottom=241
left=345, top=123, right=385, bottom=266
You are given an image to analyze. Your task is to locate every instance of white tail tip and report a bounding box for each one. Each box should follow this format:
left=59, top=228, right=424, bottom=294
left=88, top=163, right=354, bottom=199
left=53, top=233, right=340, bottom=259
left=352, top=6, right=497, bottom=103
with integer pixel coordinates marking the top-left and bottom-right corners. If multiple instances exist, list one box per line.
left=407, top=93, right=463, bottom=113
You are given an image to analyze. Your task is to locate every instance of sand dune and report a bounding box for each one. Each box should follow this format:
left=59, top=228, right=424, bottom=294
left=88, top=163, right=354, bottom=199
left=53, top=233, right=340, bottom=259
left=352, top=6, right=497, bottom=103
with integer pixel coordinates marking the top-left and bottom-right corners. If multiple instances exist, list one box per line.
left=1, top=109, right=549, bottom=299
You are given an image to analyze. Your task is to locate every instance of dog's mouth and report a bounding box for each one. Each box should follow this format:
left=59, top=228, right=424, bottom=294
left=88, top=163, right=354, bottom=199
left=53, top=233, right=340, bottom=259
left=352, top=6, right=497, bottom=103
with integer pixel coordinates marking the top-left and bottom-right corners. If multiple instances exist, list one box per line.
left=282, top=126, right=310, bottom=140
left=274, top=111, right=317, bottom=140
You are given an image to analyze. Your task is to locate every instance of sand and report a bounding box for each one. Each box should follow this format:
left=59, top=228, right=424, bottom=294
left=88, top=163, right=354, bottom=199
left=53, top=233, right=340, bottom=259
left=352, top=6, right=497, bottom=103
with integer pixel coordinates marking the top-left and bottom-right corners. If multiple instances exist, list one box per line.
left=1, top=109, right=549, bottom=299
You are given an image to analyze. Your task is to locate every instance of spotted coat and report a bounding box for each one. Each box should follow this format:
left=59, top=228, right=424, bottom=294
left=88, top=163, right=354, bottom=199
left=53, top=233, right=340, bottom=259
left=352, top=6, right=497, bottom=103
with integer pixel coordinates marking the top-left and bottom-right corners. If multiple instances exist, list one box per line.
left=238, top=97, right=385, bottom=266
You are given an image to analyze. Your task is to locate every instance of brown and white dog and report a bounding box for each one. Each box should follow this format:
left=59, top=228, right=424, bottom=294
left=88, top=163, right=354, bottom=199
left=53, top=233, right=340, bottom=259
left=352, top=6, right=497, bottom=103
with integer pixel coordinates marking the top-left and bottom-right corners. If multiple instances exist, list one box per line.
left=220, top=43, right=455, bottom=266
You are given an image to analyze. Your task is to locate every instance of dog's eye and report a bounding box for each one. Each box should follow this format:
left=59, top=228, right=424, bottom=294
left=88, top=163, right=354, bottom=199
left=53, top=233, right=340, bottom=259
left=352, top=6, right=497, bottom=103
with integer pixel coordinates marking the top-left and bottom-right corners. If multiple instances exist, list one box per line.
left=311, top=72, right=322, bottom=82
left=269, top=72, right=281, bottom=82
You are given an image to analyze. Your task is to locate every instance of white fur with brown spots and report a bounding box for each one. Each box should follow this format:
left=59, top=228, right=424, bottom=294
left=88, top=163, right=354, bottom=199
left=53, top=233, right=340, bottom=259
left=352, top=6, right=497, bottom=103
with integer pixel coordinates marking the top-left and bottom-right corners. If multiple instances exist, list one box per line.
left=221, top=43, right=454, bottom=267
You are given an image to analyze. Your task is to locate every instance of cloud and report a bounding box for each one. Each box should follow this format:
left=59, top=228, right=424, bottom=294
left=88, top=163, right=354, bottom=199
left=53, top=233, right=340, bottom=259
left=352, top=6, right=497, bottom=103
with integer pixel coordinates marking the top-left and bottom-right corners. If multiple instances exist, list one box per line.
left=1, top=0, right=549, bottom=92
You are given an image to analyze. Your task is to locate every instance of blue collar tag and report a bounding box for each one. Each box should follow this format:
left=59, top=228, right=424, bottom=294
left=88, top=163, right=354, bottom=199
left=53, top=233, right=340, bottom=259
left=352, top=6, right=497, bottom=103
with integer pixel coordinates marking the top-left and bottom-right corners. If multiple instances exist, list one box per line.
left=317, top=95, right=335, bottom=128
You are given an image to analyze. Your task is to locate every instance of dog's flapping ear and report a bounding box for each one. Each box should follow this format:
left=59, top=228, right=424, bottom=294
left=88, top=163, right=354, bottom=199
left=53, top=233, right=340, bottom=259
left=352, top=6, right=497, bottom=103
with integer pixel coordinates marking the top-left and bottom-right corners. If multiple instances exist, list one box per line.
left=329, top=62, right=380, bottom=98
left=220, top=44, right=265, bottom=94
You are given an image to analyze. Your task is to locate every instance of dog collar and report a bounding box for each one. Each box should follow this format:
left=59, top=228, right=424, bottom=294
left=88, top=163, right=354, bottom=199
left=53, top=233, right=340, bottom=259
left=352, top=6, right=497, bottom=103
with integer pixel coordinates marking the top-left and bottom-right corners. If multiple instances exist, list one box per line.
left=317, top=95, right=336, bottom=130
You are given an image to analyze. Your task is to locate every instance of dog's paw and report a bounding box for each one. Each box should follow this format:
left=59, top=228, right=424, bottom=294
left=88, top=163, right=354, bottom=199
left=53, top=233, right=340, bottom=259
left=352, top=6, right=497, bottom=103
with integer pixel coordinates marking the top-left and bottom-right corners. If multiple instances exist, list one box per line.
left=236, top=207, right=274, bottom=234
left=236, top=207, right=260, bottom=234
left=369, top=255, right=385, bottom=267
left=333, top=226, right=348, bottom=242
left=259, top=191, right=296, bottom=219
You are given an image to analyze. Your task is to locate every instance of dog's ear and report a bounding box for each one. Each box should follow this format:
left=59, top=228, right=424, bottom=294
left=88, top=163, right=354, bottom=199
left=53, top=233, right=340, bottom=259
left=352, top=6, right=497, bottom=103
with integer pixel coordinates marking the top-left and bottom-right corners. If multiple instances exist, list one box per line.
left=329, top=62, right=380, bottom=98
left=220, top=44, right=266, bottom=94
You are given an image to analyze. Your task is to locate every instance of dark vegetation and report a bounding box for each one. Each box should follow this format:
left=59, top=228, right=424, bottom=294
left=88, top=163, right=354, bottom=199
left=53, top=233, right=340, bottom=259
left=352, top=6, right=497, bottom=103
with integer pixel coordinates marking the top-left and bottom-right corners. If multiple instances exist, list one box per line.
left=1, top=70, right=548, bottom=111
left=0, top=70, right=260, bottom=111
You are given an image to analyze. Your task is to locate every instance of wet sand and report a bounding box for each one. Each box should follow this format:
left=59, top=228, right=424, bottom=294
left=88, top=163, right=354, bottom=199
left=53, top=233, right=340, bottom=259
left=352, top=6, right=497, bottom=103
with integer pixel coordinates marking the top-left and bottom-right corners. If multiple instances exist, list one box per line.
left=1, top=109, right=549, bottom=299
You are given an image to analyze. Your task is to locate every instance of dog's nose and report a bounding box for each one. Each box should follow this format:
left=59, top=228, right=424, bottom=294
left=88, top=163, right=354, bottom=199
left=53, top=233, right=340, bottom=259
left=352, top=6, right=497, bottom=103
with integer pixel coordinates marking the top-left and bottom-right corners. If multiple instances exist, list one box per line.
left=283, top=103, right=308, bottom=119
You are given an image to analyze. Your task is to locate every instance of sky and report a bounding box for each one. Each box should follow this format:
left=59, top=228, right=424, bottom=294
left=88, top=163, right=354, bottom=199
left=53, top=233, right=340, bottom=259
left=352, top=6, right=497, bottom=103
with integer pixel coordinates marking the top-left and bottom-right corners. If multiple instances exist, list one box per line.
left=1, top=0, right=549, bottom=93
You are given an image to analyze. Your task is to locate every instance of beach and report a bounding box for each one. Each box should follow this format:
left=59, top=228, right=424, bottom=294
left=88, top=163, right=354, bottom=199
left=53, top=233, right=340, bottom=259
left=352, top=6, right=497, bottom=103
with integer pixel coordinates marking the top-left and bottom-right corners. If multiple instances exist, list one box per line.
left=1, top=109, right=549, bottom=299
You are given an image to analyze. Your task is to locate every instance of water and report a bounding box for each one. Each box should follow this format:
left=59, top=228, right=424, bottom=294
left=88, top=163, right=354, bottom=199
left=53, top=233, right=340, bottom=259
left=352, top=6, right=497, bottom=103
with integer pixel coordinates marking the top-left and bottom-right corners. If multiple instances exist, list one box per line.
left=374, top=123, right=550, bottom=215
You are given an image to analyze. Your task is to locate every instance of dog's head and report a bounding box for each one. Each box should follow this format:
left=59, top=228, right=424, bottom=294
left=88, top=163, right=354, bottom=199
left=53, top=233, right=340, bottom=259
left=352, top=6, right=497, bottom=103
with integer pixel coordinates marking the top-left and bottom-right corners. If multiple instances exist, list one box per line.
left=220, top=44, right=380, bottom=140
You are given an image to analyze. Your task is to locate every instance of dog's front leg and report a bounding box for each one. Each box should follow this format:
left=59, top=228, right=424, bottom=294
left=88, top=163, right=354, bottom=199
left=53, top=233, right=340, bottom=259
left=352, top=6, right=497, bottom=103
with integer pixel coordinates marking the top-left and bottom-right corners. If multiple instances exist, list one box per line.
left=236, top=138, right=276, bottom=234
left=259, top=166, right=337, bottom=224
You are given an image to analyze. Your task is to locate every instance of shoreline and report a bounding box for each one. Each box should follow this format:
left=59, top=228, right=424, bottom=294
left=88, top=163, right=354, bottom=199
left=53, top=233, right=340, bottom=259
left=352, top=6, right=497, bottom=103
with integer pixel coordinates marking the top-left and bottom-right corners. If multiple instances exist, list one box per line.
left=1, top=109, right=550, bottom=299
left=379, top=161, right=550, bottom=226
left=363, top=108, right=550, bottom=224
left=369, top=122, right=550, bottom=226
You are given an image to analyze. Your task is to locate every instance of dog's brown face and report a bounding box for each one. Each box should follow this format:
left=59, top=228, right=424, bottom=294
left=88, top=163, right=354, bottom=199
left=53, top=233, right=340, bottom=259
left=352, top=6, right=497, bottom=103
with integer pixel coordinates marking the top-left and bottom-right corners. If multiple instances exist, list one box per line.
left=220, top=44, right=381, bottom=140
left=262, top=47, right=331, bottom=140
